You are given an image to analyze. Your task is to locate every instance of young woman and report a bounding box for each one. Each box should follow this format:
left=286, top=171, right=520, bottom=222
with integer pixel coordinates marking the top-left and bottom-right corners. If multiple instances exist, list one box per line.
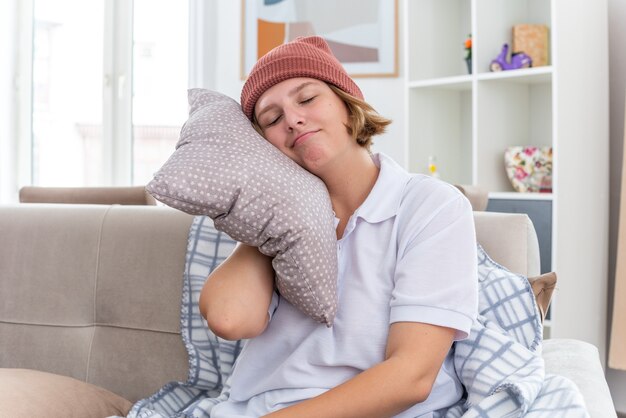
left=199, top=36, right=478, bottom=418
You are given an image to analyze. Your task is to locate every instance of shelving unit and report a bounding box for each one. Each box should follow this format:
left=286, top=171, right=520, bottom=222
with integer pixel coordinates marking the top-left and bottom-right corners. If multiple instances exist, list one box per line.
left=405, top=0, right=553, bottom=190
left=404, top=0, right=609, bottom=353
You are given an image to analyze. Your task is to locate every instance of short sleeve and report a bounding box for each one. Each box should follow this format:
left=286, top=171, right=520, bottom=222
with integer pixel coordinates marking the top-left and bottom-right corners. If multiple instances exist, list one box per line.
left=390, top=184, right=478, bottom=340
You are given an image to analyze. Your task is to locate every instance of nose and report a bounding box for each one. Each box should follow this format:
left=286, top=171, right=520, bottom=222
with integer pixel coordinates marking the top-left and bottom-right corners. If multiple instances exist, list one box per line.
left=285, top=107, right=305, bottom=131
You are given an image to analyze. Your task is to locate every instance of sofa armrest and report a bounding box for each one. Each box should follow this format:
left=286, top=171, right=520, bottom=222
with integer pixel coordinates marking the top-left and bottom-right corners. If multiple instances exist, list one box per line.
left=473, top=211, right=541, bottom=277
left=543, top=339, right=617, bottom=418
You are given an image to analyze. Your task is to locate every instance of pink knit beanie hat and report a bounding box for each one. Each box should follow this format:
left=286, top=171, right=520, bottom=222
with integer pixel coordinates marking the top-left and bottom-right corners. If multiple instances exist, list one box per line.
left=241, top=36, right=364, bottom=120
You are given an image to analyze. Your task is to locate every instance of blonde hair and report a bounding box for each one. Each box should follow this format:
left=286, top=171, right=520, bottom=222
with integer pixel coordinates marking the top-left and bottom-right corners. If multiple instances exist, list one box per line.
left=251, top=83, right=392, bottom=151
left=328, top=84, right=391, bottom=151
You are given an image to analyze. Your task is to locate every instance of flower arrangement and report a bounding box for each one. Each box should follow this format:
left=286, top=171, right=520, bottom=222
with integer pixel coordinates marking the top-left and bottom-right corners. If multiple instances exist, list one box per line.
left=464, top=34, right=472, bottom=60
left=464, top=34, right=472, bottom=74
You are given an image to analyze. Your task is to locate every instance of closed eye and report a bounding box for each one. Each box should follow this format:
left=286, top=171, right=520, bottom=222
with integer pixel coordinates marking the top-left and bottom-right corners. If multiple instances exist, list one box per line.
left=265, top=114, right=282, bottom=127
left=300, top=96, right=315, bottom=104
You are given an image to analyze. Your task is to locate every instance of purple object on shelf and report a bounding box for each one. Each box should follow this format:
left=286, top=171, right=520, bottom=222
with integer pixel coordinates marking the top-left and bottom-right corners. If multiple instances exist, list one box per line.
left=490, top=43, right=532, bottom=71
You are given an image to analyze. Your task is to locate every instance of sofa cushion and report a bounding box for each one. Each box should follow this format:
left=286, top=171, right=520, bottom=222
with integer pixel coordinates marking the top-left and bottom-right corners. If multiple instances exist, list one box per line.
left=0, top=368, right=132, bottom=418
left=146, top=89, right=338, bottom=326
left=528, top=272, right=557, bottom=322
left=543, top=339, right=617, bottom=418
left=123, top=217, right=243, bottom=417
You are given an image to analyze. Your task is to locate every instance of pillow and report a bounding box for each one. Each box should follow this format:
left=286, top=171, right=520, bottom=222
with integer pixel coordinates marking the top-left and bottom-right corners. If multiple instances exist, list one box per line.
left=476, top=243, right=543, bottom=351
left=146, top=89, right=338, bottom=326
left=0, top=368, right=132, bottom=418
left=528, top=272, right=557, bottom=323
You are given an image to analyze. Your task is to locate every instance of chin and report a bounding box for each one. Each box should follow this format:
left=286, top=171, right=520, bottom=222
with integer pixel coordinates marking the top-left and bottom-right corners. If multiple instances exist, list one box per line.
left=298, top=146, right=329, bottom=173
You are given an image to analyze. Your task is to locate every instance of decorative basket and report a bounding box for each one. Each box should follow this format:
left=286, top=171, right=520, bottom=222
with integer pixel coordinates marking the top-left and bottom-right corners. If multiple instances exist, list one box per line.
left=504, top=146, right=553, bottom=193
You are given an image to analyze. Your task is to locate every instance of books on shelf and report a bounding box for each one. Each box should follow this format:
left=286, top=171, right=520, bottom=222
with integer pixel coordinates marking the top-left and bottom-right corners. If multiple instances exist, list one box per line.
left=513, top=24, right=550, bottom=67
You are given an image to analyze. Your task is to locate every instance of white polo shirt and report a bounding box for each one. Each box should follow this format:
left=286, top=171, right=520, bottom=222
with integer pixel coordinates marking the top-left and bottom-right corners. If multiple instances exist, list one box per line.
left=211, top=153, right=478, bottom=418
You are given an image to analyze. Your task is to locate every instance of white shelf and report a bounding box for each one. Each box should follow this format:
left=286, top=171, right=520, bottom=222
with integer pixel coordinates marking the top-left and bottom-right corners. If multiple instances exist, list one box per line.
left=408, top=67, right=553, bottom=90
left=489, top=192, right=553, bottom=201
left=477, top=66, right=553, bottom=84
left=408, top=75, right=472, bottom=90
left=405, top=0, right=610, bottom=354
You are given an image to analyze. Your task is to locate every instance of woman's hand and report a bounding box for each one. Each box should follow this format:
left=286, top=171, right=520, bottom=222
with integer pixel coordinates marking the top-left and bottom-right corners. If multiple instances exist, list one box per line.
left=263, top=321, right=456, bottom=418
left=199, top=244, right=275, bottom=340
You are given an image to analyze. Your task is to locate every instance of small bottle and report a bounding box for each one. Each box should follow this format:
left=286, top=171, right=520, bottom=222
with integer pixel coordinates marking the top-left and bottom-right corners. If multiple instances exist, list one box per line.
left=428, top=155, right=440, bottom=179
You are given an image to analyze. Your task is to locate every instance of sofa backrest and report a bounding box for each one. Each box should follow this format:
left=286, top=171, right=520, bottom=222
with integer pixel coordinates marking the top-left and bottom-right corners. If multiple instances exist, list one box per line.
left=474, top=211, right=540, bottom=277
left=0, top=204, right=540, bottom=403
left=0, top=204, right=193, bottom=402
left=19, top=186, right=157, bottom=205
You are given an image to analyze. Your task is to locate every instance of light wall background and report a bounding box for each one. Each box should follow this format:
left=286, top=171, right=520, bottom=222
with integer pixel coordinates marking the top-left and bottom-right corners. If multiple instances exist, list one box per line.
left=206, top=1, right=406, bottom=164
left=607, top=0, right=626, bottom=413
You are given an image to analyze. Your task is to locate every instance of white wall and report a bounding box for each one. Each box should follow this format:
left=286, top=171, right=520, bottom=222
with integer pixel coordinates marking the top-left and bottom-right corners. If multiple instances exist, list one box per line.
left=607, top=0, right=626, bottom=413
left=210, top=0, right=406, bottom=164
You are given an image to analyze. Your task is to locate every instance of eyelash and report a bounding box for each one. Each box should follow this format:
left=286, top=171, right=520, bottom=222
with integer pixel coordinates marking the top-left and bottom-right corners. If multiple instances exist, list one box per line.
left=264, top=96, right=316, bottom=128
left=265, top=115, right=281, bottom=127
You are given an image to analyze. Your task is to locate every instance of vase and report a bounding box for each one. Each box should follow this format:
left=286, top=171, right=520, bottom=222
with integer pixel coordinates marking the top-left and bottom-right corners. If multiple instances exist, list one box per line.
left=465, top=57, right=472, bottom=74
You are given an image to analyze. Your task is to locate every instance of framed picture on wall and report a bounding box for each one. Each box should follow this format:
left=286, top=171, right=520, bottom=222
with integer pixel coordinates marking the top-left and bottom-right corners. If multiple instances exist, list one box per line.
left=241, top=0, right=398, bottom=79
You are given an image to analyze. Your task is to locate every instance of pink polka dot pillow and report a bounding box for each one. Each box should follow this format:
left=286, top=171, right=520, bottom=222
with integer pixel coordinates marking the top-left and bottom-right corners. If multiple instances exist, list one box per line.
left=146, top=89, right=338, bottom=326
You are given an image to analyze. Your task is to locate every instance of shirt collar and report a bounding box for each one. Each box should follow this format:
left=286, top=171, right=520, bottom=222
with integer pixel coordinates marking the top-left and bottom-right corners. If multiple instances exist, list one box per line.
left=353, top=153, right=413, bottom=224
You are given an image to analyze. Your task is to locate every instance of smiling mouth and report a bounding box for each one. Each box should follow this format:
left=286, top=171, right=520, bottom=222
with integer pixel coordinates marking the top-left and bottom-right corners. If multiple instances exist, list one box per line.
left=293, top=130, right=319, bottom=148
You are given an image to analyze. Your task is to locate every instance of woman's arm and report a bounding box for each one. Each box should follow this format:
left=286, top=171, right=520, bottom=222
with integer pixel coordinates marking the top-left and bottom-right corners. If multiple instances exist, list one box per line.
left=199, top=243, right=275, bottom=341
left=263, top=321, right=456, bottom=418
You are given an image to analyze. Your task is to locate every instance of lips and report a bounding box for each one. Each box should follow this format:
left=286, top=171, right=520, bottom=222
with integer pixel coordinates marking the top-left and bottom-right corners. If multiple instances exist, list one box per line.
left=292, top=130, right=319, bottom=148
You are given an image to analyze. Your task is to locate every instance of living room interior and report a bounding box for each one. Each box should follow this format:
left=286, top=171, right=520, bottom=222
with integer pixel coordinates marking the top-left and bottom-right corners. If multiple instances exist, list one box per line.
left=1, top=0, right=625, bottom=417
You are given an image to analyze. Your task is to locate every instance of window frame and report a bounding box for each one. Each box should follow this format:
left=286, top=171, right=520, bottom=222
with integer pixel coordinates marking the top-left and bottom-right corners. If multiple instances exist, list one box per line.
left=103, top=0, right=133, bottom=186
left=13, top=0, right=134, bottom=189
left=6, top=0, right=213, bottom=201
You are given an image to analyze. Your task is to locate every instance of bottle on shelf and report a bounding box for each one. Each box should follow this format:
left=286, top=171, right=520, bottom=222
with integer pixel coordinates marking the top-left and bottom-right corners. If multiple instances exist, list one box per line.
left=428, top=155, right=440, bottom=179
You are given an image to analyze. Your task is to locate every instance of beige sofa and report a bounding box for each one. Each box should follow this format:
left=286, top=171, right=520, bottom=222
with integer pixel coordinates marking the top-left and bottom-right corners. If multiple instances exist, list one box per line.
left=0, top=204, right=616, bottom=417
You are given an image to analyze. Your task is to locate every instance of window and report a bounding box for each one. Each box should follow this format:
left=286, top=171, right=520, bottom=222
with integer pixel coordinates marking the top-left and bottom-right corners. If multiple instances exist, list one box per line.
left=25, top=0, right=189, bottom=188
left=32, top=0, right=105, bottom=186
left=132, top=0, right=188, bottom=185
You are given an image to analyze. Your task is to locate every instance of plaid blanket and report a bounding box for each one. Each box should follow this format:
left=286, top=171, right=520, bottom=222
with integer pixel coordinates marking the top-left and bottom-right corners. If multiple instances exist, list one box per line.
left=432, top=246, right=589, bottom=417
left=115, top=217, right=589, bottom=418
